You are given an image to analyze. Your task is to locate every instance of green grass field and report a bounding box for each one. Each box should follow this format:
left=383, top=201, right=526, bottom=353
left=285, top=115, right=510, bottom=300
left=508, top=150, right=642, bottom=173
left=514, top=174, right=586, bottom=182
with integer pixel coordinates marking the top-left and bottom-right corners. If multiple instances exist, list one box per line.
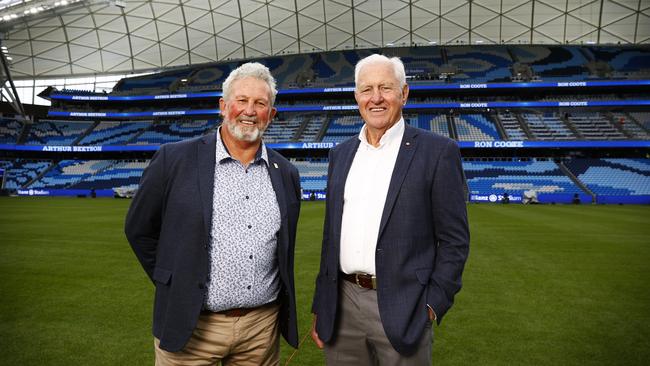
left=1, top=197, right=649, bottom=365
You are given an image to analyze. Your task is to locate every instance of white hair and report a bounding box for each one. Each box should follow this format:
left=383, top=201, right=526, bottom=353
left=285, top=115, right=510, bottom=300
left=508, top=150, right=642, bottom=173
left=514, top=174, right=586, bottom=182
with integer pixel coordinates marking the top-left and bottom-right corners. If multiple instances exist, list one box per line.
left=222, top=62, right=278, bottom=106
left=354, top=54, right=407, bottom=89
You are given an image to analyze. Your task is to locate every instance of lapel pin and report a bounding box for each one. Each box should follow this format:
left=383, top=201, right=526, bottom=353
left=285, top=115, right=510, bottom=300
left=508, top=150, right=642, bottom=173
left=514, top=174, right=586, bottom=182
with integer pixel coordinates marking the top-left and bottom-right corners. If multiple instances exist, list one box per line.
left=405, top=142, right=411, bottom=146
left=273, top=162, right=279, bottom=169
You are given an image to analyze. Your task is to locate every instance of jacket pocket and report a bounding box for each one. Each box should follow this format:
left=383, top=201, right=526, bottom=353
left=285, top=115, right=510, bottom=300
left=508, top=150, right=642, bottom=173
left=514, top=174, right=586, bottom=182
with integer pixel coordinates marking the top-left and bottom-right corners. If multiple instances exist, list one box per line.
left=152, top=267, right=172, bottom=285
left=415, top=267, right=433, bottom=285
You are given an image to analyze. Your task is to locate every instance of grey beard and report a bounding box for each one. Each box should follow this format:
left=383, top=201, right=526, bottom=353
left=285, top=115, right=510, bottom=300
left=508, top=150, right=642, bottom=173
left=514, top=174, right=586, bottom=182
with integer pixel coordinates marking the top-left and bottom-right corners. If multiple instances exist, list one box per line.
left=225, top=119, right=266, bottom=142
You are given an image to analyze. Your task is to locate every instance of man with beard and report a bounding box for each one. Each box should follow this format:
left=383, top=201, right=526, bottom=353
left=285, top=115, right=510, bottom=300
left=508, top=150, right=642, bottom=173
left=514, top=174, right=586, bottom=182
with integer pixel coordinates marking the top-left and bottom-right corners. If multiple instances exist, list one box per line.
left=125, top=62, right=301, bottom=365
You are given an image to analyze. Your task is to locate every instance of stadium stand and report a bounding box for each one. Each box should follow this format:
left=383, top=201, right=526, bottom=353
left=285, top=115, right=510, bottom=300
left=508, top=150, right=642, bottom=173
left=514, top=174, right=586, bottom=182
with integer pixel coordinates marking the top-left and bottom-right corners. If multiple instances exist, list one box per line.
left=322, top=115, right=364, bottom=143
left=30, top=160, right=113, bottom=189
left=25, top=120, right=94, bottom=145
left=521, top=113, right=575, bottom=140
left=454, top=114, right=500, bottom=141
left=78, top=121, right=151, bottom=145
left=463, top=159, right=585, bottom=203
left=564, top=158, right=650, bottom=196
left=0, top=118, right=22, bottom=144
left=132, top=119, right=216, bottom=144
left=70, top=160, right=149, bottom=190
left=446, top=46, right=513, bottom=83
left=566, top=112, right=627, bottom=140
left=1, top=159, right=52, bottom=189
left=510, top=46, right=590, bottom=81
left=264, top=115, right=302, bottom=143
left=290, top=158, right=328, bottom=192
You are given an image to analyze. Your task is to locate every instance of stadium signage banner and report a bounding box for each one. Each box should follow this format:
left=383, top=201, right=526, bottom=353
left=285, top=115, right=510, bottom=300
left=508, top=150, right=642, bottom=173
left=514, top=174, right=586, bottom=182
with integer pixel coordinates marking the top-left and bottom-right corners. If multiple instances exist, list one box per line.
left=50, top=80, right=650, bottom=101
left=1, top=141, right=648, bottom=153
left=48, top=100, right=650, bottom=118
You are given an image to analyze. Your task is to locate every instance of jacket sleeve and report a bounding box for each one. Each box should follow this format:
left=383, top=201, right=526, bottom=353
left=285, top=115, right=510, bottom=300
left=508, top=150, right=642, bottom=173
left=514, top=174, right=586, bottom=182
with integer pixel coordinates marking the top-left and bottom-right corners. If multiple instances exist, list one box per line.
left=124, top=145, right=167, bottom=282
left=427, top=139, right=470, bottom=323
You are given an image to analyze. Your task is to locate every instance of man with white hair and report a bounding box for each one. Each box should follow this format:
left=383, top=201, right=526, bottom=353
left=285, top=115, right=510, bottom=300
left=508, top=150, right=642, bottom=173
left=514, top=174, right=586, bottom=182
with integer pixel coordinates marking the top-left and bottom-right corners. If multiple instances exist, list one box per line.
left=126, top=62, right=301, bottom=365
left=311, top=54, right=470, bottom=365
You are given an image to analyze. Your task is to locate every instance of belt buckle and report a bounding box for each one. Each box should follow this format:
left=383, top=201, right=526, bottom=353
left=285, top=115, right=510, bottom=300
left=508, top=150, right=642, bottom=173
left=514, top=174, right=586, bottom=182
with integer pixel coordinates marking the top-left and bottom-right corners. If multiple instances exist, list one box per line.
left=371, top=275, right=377, bottom=289
left=355, top=274, right=362, bottom=288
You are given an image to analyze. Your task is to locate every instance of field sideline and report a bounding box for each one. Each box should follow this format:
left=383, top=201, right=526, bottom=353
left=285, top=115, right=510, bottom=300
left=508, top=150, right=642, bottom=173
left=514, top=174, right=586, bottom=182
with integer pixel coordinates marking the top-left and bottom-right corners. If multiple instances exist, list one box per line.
left=0, top=197, right=648, bottom=365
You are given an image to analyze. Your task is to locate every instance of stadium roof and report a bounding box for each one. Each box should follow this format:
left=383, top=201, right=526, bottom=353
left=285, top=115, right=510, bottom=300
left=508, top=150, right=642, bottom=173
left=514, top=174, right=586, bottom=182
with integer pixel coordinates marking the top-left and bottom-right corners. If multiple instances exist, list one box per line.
left=0, top=0, right=648, bottom=79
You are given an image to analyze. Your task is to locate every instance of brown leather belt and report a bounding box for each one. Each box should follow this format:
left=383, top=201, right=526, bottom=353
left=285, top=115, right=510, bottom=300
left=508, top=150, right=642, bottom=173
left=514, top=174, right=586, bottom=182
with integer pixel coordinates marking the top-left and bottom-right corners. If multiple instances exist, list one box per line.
left=341, top=272, right=377, bottom=290
left=204, top=300, right=278, bottom=317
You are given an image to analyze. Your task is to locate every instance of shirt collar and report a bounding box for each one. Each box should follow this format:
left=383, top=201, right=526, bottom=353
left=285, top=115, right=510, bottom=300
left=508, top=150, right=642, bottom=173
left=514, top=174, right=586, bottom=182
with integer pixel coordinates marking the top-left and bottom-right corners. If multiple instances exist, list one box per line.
left=215, top=126, right=268, bottom=165
left=358, top=117, right=405, bottom=149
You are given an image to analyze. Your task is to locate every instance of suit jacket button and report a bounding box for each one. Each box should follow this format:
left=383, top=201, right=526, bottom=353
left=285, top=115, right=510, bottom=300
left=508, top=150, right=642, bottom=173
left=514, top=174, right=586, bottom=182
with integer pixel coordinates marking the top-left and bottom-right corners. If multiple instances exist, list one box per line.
left=198, top=283, right=205, bottom=289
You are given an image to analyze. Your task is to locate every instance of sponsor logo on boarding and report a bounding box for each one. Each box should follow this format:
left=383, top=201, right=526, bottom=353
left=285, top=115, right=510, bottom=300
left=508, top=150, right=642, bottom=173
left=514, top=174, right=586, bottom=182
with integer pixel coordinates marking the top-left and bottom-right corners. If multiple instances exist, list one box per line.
left=18, top=189, right=50, bottom=196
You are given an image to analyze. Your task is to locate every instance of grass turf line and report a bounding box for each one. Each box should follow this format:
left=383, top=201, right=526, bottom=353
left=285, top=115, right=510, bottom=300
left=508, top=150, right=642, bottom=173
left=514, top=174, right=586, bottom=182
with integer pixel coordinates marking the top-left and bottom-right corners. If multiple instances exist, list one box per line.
left=0, top=198, right=648, bottom=365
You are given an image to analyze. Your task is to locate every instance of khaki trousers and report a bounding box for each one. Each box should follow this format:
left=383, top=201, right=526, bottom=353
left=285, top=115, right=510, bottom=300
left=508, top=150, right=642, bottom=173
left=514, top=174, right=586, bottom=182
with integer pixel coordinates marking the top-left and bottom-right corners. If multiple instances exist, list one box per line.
left=155, top=303, right=280, bottom=366
left=324, top=281, right=432, bottom=366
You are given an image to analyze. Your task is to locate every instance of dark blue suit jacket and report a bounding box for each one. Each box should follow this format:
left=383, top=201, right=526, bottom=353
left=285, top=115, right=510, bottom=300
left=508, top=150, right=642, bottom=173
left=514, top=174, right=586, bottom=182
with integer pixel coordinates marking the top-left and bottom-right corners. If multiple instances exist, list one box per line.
left=125, top=132, right=301, bottom=352
left=312, top=125, right=470, bottom=355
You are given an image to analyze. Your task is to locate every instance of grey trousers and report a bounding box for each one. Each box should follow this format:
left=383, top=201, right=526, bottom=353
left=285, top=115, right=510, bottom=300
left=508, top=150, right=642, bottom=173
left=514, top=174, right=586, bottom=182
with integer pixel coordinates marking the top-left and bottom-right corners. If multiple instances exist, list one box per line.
left=324, top=280, right=432, bottom=366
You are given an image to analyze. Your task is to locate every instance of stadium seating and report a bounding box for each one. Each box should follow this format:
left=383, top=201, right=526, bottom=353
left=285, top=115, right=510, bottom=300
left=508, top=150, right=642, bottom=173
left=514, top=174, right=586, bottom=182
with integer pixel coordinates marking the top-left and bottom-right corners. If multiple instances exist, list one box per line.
left=498, top=112, right=528, bottom=140
left=290, top=158, right=328, bottom=191
left=30, top=160, right=113, bottom=189
left=463, top=160, right=583, bottom=196
left=0, top=118, right=22, bottom=144
left=264, top=115, right=302, bottom=143
left=296, top=115, right=326, bottom=142
left=609, top=113, right=650, bottom=139
left=521, top=113, right=575, bottom=140
left=1, top=159, right=52, bottom=189
left=322, top=115, right=364, bottom=143
left=566, top=112, right=626, bottom=140
left=564, top=158, right=650, bottom=195
left=446, top=46, right=513, bottom=83
left=70, top=160, right=149, bottom=189
left=132, top=119, right=216, bottom=144
left=25, top=120, right=94, bottom=145
left=454, top=114, right=500, bottom=141
left=78, top=121, right=150, bottom=145
left=510, top=46, right=590, bottom=81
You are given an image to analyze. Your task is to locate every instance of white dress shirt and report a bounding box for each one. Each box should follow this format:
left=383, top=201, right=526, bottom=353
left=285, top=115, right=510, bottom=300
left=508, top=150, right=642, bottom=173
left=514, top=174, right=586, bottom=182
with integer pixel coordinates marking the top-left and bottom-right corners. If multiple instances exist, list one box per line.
left=340, top=118, right=405, bottom=275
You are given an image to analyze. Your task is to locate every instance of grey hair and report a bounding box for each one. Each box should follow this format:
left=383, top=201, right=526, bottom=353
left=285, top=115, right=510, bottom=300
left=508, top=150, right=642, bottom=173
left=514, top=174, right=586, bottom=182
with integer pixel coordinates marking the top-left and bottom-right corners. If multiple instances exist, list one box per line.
left=354, top=54, right=407, bottom=89
left=222, top=62, right=278, bottom=106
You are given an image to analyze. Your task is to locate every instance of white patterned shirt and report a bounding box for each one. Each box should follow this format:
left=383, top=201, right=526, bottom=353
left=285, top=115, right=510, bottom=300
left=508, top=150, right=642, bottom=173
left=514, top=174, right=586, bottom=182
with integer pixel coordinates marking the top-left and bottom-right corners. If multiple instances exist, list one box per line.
left=204, top=128, right=281, bottom=311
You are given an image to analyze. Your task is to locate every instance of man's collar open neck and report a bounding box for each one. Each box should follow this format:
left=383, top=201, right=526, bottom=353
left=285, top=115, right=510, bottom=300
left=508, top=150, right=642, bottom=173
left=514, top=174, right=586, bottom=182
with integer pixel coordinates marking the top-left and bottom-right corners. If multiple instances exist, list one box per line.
left=218, top=126, right=265, bottom=166
left=361, top=117, right=404, bottom=148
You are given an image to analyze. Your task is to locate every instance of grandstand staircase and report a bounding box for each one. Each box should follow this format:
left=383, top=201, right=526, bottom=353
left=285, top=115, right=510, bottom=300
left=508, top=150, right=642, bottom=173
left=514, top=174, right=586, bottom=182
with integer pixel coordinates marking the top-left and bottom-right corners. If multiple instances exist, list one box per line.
left=446, top=115, right=458, bottom=139
left=17, top=122, right=31, bottom=144
left=514, top=113, right=534, bottom=139
left=23, top=160, right=57, bottom=189
left=625, top=112, right=650, bottom=134
left=66, top=160, right=118, bottom=189
left=560, top=114, right=583, bottom=139
left=603, top=112, right=633, bottom=138
left=71, top=121, right=100, bottom=145
left=557, top=161, right=595, bottom=202
left=125, top=120, right=156, bottom=144
left=292, top=116, right=311, bottom=141
left=492, top=112, right=509, bottom=140
left=315, top=116, right=330, bottom=142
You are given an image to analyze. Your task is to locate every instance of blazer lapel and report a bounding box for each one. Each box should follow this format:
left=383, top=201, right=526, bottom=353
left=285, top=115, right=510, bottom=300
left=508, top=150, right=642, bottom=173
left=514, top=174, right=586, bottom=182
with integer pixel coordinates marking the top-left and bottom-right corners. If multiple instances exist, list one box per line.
left=377, top=126, right=419, bottom=240
left=331, top=138, right=360, bottom=240
left=197, top=133, right=217, bottom=239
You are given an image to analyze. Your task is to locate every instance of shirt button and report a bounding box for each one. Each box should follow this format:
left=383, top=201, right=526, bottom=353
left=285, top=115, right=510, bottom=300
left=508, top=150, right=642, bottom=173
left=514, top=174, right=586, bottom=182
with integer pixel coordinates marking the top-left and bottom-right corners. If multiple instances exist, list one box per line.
left=247, top=285, right=251, bottom=290
left=245, top=195, right=249, bottom=199
left=248, top=225, right=252, bottom=229
left=249, top=255, right=253, bottom=259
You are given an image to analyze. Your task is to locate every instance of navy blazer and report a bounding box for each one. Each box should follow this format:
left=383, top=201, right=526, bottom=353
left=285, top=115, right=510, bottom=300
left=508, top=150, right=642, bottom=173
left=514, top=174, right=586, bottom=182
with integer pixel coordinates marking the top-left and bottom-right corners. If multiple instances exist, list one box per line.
left=312, top=125, right=470, bottom=356
left=125, top=132, right=301, bottom=352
